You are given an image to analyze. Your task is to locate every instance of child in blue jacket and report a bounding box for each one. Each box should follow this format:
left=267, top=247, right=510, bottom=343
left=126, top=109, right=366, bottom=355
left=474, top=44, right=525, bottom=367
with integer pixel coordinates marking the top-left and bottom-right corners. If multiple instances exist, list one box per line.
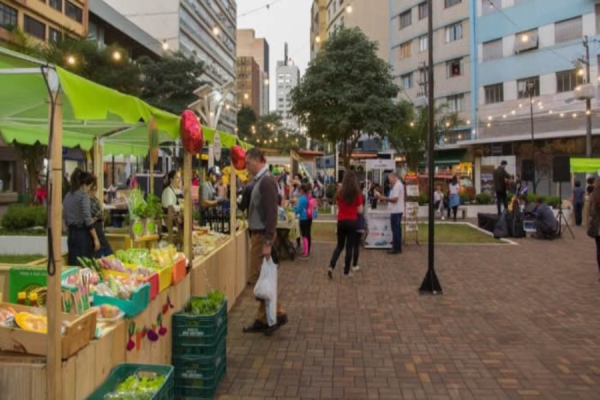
left=295, top=183, right=314, bottom=259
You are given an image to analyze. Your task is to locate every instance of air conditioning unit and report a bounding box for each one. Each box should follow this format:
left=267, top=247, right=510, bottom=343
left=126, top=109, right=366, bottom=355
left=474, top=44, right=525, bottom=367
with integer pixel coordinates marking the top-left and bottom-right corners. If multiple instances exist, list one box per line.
left=574, top=83, right=595, bottom=100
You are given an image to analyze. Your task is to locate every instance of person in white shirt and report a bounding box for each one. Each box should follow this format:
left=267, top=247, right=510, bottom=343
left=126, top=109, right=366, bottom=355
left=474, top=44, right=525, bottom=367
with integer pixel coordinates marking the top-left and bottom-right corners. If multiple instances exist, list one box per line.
left=376, top=172, right=405, bottom=254
left=161, top=170, right=182, bottom=212
left=433, top=185, right=445, bottom=220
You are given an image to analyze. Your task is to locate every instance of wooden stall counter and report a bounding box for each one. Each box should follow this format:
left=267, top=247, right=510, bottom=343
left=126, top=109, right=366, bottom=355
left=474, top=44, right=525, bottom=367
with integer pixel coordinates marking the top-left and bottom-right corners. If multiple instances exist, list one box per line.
left=105, top=233, right=160, bottom=252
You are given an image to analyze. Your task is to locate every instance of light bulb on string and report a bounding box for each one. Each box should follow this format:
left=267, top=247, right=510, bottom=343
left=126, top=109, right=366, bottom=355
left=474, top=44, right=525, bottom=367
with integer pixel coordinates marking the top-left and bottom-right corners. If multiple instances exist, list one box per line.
left=346, top=5, right=353, bottom=13
left=502, top=114, right=506, bottom=118
left=511, top=110, right=516, bottom=115
left=573, top=113, right=577, bottom=118
left=519, top=103, right=523, bottom=108
left=487, top=123, right=491, bottom=127
left=560, top=113, right=565, bottom=118
left=112, top=51, right=121, bottom=61
left=586, top=109, right=592, bottom=115
left=67, top=55, right=76, bottom=65
left=162, top=41, right=169, bottom=50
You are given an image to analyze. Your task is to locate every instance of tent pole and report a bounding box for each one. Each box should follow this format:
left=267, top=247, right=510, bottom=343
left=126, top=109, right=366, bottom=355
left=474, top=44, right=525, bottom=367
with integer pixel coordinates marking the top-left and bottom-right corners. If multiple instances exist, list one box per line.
left=94, top=138, right=103, bottom=198
left=230, top=160, right=237, bottom=239
left=47, top=84, right=63, bottom=400
left=183, top=152, right=192, bottom=260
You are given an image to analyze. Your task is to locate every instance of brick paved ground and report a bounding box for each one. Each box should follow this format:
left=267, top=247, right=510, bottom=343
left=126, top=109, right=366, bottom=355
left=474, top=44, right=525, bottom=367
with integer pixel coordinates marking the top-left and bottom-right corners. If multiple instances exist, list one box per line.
left=217, top=225, right=600, bottom=400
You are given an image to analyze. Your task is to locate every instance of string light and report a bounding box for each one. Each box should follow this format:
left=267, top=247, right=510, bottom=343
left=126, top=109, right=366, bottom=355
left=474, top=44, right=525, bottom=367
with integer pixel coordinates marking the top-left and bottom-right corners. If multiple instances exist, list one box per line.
left=315, top=36, right=321, bottom=43
left=66, top=55, right=76, bottom=65
left=112, top=51, right=121, bottom=61
left=560, top=113, right=565, bottom=118
left=162, top=41, right=169, bottom=50
left=212, top=26, right=220, bottom=36
left=586, top=109, right=592, bottom=115
left=410, top=122, right=415, bottom=127
left=573, top=113, right=577, bottom=118
left=346, top=5, right=353, bottom=13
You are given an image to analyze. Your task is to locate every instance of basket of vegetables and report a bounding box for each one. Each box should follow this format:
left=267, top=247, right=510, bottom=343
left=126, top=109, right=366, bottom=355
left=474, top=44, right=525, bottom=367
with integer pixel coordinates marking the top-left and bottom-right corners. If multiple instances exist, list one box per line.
left=86, top=363, right=174, bottom=400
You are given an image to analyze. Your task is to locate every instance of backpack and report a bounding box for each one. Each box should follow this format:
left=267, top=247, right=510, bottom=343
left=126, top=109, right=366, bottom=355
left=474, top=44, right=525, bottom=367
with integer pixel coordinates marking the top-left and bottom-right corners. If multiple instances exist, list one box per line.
left=306, top=195, right=319, bottom=220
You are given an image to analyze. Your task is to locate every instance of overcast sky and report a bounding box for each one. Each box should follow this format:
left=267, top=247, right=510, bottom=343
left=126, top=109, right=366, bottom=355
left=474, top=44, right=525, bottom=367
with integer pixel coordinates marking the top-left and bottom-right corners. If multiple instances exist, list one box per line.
left=237, top=0, right=312, bottom=111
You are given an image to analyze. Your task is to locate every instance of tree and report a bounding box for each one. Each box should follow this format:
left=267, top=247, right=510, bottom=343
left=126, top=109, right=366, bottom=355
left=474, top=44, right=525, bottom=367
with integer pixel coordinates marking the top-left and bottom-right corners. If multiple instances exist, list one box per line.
left=386, top=101, right=462, bottom=172
left=237, top=112, right=309, bottom=153
left=290, top=27, right=399, bottom=167
left=138, top=52, right=206, bottom=114
left=237, top=106, right=258, bottom=137
left=14, top=142, right=46, bottom=204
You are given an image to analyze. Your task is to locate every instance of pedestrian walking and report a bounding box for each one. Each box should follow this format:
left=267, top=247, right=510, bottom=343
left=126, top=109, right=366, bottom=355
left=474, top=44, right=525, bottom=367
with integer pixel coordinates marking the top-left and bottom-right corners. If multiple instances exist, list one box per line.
left=376, top=172, right=404, bottom=254
left=295, top=182, right=314, bottom=259
left=351, top=193, right=367, bottom=271
left=242, top=148, right=288, bottom=335
left=448, top=175, right=460, bottom=222
left=493, top=160, right=510, bottom=214
left=571, top=180, right=585, bottom=226
left=328, top=171, right=363, bottom=278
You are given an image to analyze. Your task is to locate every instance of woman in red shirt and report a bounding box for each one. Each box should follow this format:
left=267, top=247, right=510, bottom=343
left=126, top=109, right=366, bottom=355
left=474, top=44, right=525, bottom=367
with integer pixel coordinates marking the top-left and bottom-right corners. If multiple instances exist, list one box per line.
left=328, top=171, right=364, bottom=278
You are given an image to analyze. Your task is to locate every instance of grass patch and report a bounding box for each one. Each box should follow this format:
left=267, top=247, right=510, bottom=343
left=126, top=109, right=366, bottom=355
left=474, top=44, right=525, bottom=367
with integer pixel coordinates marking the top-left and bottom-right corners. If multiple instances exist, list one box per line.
left=0, top=227, right=48, bottom=236
left=0, top=254, right=45, bottom=264
left=311, top=222, right=503, bottom=244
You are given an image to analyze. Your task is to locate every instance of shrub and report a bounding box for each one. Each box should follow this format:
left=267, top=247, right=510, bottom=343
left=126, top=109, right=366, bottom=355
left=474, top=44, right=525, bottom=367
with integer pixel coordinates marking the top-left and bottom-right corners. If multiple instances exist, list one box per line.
left=417, top=194, right=428, bottom=206
left=524, top=194, right=562, bottom=208
left=1, top=205, right=47, bottom=230
left=475, top=193, right=492, bottom=205
left=459, top=192, right=470, bottom=205
left=325, top=183, right=337, bottom=199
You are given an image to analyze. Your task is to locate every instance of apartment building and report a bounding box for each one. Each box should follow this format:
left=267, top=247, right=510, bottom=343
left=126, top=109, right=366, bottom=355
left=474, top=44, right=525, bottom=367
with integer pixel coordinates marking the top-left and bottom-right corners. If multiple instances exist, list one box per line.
left=237, top=56, right=261, bottom=117
left=104, top=0, right=237, bottom=133
left=326, top=0, right=390, bottom=62
left=276, top=44, right=301, bottom=131
left=390, top=0, right=472, bottom=144
left=0, top=0, right=88, bottom=44
left=237, top=29, right=270, bottom=115
left=310, top=0, right=328, bottom=60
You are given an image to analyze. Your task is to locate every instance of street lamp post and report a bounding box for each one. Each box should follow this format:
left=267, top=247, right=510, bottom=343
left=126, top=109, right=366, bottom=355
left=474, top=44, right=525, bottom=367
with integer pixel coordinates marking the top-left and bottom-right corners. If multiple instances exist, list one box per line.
left=527, top=81, right=536, bottom=194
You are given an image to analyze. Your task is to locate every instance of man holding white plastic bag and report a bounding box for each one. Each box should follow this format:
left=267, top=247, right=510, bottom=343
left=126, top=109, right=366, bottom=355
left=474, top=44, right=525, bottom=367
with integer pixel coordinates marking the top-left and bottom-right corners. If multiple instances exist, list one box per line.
left=243, top=148, right=288, bottom=336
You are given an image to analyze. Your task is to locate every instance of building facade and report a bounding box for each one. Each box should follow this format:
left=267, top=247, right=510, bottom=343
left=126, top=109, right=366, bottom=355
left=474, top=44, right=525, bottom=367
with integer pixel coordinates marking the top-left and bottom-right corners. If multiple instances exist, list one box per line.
left=310, top=0, right=328, bottom=60
left=276, top=44, right=301, bottom=131
left=327, top=0, right=390, bottom=62
left=237, top=56, right=261, bottom=116
left=390, top=0, right=473, bottom=145
left=104, top=0, right=238, bottom=133
left=0, top=0, right=88, bottom=44
left=463, top=0, right=600, bottom=195
left=236, top=29, right=270, bottom=115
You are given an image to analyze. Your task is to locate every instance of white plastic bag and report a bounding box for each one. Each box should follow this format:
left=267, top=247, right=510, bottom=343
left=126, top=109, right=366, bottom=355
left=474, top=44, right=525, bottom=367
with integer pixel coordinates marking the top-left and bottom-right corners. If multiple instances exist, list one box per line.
left=253, top=257, right=278, bottom=327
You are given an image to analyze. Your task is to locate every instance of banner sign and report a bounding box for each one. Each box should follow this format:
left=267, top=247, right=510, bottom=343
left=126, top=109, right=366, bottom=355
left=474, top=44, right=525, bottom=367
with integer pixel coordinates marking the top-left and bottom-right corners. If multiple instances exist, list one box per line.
left=366, top=159, right=395, bottom=170
left=364, top=211, right=393, bottom=249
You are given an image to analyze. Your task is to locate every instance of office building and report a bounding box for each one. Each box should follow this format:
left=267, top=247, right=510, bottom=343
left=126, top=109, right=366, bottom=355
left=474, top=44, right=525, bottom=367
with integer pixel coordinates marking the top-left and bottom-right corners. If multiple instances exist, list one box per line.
left=310, top=0, right=327, bottom=60
left=276, top=43, right=300, bottom=131
left=0, top=0, right=88, bottom=44
left=390, top=0, right=472, bottom=145
left=237, top=29, right=270, bottom=115
left=237, top=56, right=261, bottom=116
left=104, top=0, right=237, bottom=133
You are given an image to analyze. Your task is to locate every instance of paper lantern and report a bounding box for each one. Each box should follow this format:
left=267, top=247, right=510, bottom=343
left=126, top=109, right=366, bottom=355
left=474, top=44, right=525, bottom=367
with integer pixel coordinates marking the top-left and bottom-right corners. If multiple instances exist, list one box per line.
left=231, top=145, right=246, bottom=170
left=180, top=110, right=204, bottom=155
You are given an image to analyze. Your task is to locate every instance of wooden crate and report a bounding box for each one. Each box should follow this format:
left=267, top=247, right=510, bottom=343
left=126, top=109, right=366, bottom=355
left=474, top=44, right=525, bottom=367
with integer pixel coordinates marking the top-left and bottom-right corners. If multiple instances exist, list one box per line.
left=106, top=233, right=160, bottom=252
left=0, top=304, right=97, bottom=359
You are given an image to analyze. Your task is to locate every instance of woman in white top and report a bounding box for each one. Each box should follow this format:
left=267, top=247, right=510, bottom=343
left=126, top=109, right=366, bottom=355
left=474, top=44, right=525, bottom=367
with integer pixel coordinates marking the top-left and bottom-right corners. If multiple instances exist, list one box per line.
left=448, top=175, right=460, bottom=221
left=161, top=170, right=182, bottom=213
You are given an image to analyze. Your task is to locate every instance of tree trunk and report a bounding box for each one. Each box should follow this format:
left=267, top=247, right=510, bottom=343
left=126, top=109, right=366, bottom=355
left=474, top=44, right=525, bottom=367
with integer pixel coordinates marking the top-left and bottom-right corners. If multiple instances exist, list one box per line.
left=15, top=142, right=46, bottom=204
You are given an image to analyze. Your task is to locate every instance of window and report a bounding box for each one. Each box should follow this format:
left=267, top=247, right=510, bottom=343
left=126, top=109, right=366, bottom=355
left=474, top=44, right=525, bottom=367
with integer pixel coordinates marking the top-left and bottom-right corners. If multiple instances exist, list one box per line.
left=400, top=42, right=411, bottom=59
left=418, top=2, right=428, bottom=20
left=446, top=59, right=462, bottom=77
left=401, top=73, right=413, bottom=89
left=555, top=17, right=582, bottom=44
left=484, top=83, right=503, bottom=104
left=482, top=39, right=502, bottom=61
left=49, top=27, right=62, bottom=42
left=556, top=69, right=583, bottom=93
left=445, top=0, right=461, bottom=8
left=517, top=76, right=540, bottom=98
left=514, top=29, right=538, bottom=53
left=49, top=0, right=62, bottom=12
left=481, top=0, right=494, bottom=15
left=447, top=94, right=465, bottom=112
left=418, top=69, right=427, bottom=85
left=399, top=10, right=412, bottom=29
left=0, top=3, right=18, bottom=29
left=65, top=1, right=82, bottom=22
left=445, top=22, right=462, bottom=42
left=24, top=15, right=46, bottom=40
left=419, top=35, right=427, bottom=52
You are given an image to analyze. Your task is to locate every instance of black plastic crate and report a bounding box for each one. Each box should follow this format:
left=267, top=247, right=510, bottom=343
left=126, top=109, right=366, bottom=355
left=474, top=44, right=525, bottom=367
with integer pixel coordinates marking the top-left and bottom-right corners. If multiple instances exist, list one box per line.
left=172, top=324, right=226, bottom=357
left=174, top=363, right=226, bottom=399
left=173, top=298, right=228, bottom=339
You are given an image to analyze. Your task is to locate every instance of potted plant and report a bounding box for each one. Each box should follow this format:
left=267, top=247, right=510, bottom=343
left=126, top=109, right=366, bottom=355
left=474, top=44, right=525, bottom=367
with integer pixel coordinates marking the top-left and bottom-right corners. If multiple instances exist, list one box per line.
left=145, top=195, right=163, bottom=235
left=127, top=189, right=147, bottom=239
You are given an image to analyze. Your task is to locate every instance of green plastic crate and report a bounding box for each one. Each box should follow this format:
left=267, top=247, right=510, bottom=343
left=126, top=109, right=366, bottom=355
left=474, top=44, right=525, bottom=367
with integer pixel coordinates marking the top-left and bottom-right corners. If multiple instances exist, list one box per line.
left=173, top=339, right=226, bottom=381
left=173, top=298, right=228, bottom=338
left=174, top=363, right=226, bottom=400
left=172, top=324, right=227, bottom=357
left=86, top=363, right=173, bottom=400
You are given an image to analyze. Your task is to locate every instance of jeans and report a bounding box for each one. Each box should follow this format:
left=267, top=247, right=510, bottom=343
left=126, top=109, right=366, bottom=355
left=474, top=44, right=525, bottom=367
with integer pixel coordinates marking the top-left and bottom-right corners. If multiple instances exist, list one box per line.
left=352, top=232, right=363, bottom=267
left=329, top=220, right=358, bottom=274
left=390, top=213, right=403, bottom=252
left=574, top=202, right=583, bottom=226
left=496, top=190, right=508, bottom=215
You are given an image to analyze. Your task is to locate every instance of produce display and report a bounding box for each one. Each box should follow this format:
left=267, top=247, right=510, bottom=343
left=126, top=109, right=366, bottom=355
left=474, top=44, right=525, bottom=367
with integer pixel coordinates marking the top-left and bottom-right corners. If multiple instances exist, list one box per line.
left=0, top=305, right=16, bottom=327
left=95, top=304, right=123, bottom=321
left=103, top=373, right=166, bottom=400
left=99, top=256, right=154, bottom=277
left=186, top=291, right=225, bottom=315
left=95, top=276, right=145, bottom=300
left=15, top=312, right=47, bottom=333
left=192, top=230, right=229, bottom=257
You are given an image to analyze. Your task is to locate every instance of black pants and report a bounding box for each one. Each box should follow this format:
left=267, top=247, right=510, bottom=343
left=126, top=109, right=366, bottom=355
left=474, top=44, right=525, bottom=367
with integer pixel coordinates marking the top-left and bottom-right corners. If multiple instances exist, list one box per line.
left=352, top=232, right=363, bottom=267
left=496, top=190, right=508, bottom=215
left=67, top=226, right=93, bottom=266
left=329, top=220, right=357, bottom=274
left=574, top=202, right=583, bottom=226
left=299, top=219, right=312, bottom=254
left=595, top=237, right=600, bottom=274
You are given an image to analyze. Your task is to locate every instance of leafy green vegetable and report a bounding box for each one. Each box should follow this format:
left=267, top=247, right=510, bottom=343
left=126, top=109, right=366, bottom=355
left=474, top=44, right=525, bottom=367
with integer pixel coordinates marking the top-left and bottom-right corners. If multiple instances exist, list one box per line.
left=186, top=292, right=225, bottom=316
left=103, top=373, right=166, bottom=400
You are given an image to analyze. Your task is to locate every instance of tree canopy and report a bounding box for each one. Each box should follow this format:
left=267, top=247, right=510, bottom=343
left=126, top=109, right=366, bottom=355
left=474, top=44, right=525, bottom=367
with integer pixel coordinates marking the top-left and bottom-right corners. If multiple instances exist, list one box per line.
left=236, top=106, right=258, bottom=138
left=237, top=112, right=308, bottom=153
left=290, top=27, right=399, bottom=166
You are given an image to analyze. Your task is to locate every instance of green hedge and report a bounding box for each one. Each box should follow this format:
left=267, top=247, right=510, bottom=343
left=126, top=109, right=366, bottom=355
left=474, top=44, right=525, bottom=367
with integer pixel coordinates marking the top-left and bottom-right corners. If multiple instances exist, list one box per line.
left=475, top=193, right=492, bottom=204
left=1, top=205, right=47, bottom=230
left=525, top=194, right=561, bottom=208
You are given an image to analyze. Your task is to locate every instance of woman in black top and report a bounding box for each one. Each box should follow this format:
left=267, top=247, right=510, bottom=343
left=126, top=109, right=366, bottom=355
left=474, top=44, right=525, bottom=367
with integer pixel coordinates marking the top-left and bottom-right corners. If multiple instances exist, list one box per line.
left=90, top=177, right=113, bottom=257
left=63, top=169, right=100, bottom=266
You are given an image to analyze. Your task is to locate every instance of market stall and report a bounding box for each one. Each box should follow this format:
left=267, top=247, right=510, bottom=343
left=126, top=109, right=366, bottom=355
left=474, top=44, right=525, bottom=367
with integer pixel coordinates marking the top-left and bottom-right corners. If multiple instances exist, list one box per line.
left=364, top=159, right=396, bottom=249
left=0, top=46, right=252, bottom=399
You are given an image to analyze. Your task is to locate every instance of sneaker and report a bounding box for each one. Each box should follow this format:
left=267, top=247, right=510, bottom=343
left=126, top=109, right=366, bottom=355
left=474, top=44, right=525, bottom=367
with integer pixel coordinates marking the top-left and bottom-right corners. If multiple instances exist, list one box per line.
left=343, top=272, right=353, bottom=278
left=299, top=254, right=310, bottom=260
left=327, top=267, right=334, bottom=279
left=352, top=265, right=361, bottom=272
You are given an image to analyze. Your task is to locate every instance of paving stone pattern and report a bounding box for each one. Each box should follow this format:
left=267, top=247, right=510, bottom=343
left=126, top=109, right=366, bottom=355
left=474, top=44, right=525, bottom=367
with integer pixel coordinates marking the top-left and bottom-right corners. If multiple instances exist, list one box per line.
left=216, top=226, right=600, bottom=400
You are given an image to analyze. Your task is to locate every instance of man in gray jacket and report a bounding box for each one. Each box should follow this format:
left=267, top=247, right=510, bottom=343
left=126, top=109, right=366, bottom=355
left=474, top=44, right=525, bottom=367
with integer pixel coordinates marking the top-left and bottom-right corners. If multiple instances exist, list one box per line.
left=242, top=148, right=288, bottom=336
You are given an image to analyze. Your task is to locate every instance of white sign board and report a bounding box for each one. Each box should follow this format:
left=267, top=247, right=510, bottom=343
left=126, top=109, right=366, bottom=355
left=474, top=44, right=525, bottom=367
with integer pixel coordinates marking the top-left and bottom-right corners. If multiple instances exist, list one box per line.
left=406, top=185, right=419, bottom=197
left=364, top=211, right=393, bottom=249
left=405, top=202, right=419, bottom=233
left=213, top=132, right=222, bottom=162
left=366, top=159, right=396, bottom=171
